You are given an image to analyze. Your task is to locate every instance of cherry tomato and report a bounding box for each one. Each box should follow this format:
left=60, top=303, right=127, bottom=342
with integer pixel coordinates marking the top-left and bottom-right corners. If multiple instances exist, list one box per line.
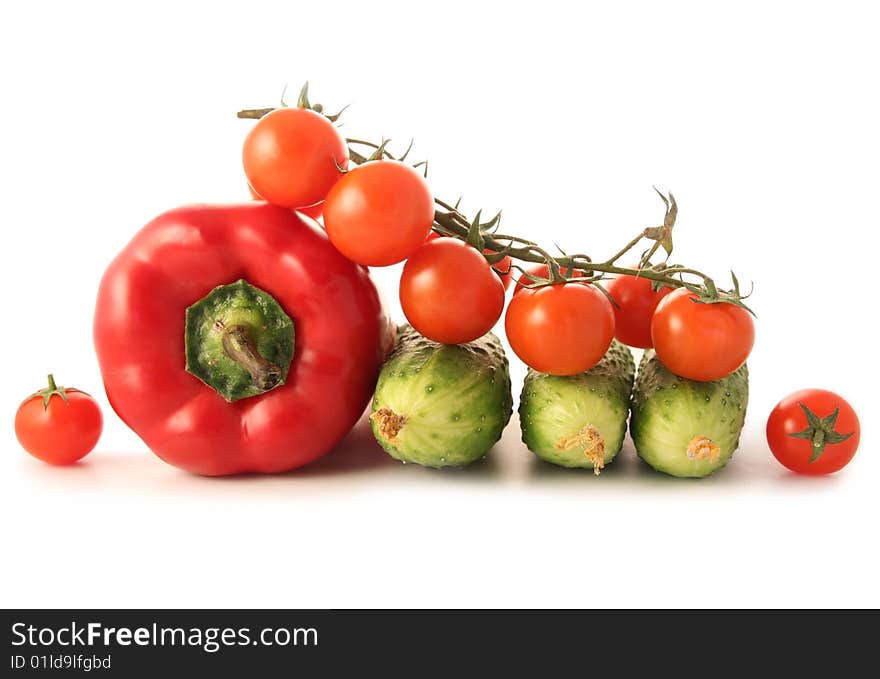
left=513, top=263, right=585, bottom=295
left=242, top=107, right=348, bottom=209
left=766, top=389, right=860, bottom=475
left=427, top=232, right=512, bottom=290
left=324, top=160, right=435, bottom=266
left=651, top=288, right=755, bottom=382
left=400, top=238, right=505, bottom=344
left=605, top=272, right=673, bottom=348
left=505, top=283, right=615, bottom=375
left=14, top=375, right=103, bottom=465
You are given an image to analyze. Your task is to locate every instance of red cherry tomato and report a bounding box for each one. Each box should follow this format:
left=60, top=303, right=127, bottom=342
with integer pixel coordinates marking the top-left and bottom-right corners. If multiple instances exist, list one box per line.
left=15, top=375, right=103, bottom=465
left=651, top=288, right=755, bottom=381
left=324, top=160, right=435, bottom=266
left=766, top=389, right=860, bottom=475
left=400, top=238, right=505, bottom=344
left=513, top=263, right=585, bottom=295
left=505, top=283, right=615, bottom=375
left=243, top=107, right=348, bottom=209
left=427, top=232, right=512, bottom=290
left=605, top=272, right=673, bottom=348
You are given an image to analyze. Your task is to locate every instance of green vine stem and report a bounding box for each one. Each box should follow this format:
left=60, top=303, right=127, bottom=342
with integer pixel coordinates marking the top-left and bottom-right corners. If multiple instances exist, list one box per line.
left=237, top=89, right=753, bottom=312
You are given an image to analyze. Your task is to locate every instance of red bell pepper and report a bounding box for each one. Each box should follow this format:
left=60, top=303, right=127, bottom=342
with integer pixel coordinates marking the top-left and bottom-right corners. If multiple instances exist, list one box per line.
left=94, top=202, right=393, bottom=475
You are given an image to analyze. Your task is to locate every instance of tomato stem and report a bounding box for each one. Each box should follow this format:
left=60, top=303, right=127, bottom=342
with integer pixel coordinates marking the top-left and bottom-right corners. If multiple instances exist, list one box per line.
left=347, top=140, right=750, bottom=307
left=237, top=107, right=275, bottom=120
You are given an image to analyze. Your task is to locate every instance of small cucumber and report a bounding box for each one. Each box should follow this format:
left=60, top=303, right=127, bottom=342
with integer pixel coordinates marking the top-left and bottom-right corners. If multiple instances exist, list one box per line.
left=519, top=339, right=635, bottom=474
left=630, top=350, right=749, bottom=478
left=370, top=325, right=513, bottom=467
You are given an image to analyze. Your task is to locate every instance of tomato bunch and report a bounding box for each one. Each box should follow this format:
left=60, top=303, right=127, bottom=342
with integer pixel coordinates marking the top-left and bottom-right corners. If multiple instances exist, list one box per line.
left=239, top=101, right=759, bottom=380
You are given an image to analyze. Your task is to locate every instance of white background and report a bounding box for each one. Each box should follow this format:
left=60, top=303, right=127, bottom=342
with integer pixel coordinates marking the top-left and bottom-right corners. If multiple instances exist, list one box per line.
left=1, top=1, right=877, bottom=608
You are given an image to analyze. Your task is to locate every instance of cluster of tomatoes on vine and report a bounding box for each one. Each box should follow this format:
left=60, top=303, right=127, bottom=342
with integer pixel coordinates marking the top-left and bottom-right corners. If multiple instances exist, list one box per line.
left=241, top=98, right=755, bottom=384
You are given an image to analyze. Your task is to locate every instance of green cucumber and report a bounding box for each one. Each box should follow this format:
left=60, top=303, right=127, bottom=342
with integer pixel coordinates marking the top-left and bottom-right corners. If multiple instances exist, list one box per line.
left=630, top=350, right=749, bottom=478
left=370, top=325, right=513, bottom=467
left=519, top=339, right=635, bottom=474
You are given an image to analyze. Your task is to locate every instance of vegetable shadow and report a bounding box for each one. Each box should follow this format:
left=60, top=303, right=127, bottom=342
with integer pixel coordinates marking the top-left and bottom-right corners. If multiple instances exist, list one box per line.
left=376, top=447, right=506, bottom=484
left=292, top=413, right=399, bottom=478
left=293, top=411, right=510, bottom=483
left=520, top=426, right=809, bottom=491
left=522, top=439, right=641, bottom=485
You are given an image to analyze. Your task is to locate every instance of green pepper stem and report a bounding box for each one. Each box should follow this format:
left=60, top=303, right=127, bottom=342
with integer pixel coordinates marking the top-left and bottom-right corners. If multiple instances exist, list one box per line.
left=221, top=325, right=283, bottom=392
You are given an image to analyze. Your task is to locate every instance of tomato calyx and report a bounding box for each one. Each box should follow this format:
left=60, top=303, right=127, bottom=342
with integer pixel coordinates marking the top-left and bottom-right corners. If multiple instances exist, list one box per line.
left=366, top=139, right=393, bottom=163
left=237, top=82, right=349, bottom=123
left=686, top=270, right=755, bottom=315
left=32, top=374, right=70, bottom=410
left=434, top=208, right=513, bottom=271
left=457, top=209, right=515, bottom=275
left=292, top=82, right=349, bottom=122
left=789, top=402, right=856, bottom=462
left=465, top=210, right=488, bottom=250
left=332, top=139, right=393, bottom=173
left=464, top=209, right=501, bottom=250
left=511, top=259, right=593, bottom=295
left=185, top=279, right=295, bottom=402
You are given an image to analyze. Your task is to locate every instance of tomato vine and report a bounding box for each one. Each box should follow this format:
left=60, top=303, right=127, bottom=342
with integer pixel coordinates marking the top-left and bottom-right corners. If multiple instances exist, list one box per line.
left=238, top=83, right=753, bottom=313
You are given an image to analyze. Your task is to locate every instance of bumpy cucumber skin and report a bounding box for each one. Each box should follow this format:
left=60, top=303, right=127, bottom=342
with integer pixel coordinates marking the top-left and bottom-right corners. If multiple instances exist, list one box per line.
left=370, top=325, right=513, bottom=467
left=519, top=339, right=635, bottom=468
left=630, top=350, right=749, bottom=478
